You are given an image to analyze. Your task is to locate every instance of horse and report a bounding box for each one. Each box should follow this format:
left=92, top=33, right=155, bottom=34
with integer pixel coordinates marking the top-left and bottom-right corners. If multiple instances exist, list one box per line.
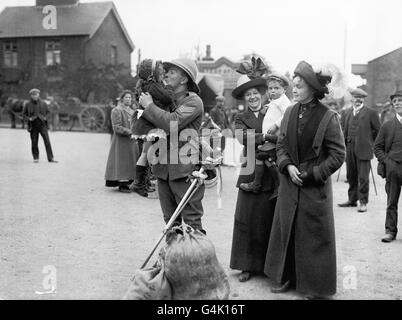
left=3, top=96, right=28, bottom=129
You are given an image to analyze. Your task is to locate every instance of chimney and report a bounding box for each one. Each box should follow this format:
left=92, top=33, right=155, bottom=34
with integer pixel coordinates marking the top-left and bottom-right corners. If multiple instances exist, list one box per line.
left=202, top=45, right=214, bottom=61
left=36, top=0, right=79, bottom=6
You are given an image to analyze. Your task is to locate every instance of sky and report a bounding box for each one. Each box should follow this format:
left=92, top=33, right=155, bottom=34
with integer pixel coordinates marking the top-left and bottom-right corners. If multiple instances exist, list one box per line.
left=1, top=0, right=402, bottom=87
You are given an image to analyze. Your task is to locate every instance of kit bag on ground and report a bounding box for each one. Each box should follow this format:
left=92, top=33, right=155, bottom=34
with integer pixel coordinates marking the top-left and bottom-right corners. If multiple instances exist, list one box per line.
left=123, top=254, right=172, bottom=300
left=164, top=224, right=230, bottom=300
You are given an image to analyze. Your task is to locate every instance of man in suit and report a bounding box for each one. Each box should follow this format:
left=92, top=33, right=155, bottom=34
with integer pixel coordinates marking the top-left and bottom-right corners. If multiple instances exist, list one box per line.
left=138, top=58, right=206, bottom=233
left=209, top=95, right=232, bottom=163
left=338, top=88, right=380, bottom=212
left=210, top=95, right=230, bottom=131
left=374, top=90, right=402, bottom=242
left=22, top=89, right=57, bottom=163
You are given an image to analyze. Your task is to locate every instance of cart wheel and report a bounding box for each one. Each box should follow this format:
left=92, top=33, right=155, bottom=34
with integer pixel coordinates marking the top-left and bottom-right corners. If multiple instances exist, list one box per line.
left=79, top=106, right=105, bottom=132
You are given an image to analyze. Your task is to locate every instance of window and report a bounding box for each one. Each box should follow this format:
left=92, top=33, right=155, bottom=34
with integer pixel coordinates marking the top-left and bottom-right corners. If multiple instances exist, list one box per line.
left=3, top=41, right=18, bottom=67
left=45, top=40, right=61, bottom=66
left=111, top=46, right=117, bottom=65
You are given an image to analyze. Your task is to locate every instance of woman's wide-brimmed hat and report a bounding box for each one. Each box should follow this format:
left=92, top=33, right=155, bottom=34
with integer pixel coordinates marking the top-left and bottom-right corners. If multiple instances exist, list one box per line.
left=294, top=61, right=330, bottom=95
left=231, top=75, right=267, bottom=100
left=232, top=57, right=269, bottom=100
left=293, top=61, right=348, bottom=100
left=163, top=58, right=200, bottom=94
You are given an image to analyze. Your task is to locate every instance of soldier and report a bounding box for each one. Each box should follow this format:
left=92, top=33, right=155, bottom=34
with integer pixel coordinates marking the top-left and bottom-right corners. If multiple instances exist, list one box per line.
left=374, top=90, right=402, bottom=242
left=22, top=89, right=58, bottom=163
left=138, top=58, right=206, bottom=233
left=338, top=88, right=380, bottom=212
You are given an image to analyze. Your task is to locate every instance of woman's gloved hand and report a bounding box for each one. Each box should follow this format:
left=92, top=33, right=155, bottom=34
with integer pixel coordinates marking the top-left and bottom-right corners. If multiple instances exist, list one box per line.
left=298, top=169, right=315, bottom=186
left=264, top=134, right=278, bottom=143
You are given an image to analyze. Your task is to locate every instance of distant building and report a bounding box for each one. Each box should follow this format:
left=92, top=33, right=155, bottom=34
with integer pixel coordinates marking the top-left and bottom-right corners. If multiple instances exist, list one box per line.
left=352, top=46, right=402, bottom=108
left=197, top=46, right=241, bottom=109
left=0, top=0, right=134, bottom=92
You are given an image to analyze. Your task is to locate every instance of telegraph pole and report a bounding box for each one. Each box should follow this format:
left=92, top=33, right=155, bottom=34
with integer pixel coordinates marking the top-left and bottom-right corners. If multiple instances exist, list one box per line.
left=343, top=21, right=347, bottom=71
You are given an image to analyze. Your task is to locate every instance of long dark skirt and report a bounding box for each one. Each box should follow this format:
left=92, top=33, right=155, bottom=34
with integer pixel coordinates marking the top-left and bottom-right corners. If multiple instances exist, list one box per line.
left=230, top=189, right=276, bottom=272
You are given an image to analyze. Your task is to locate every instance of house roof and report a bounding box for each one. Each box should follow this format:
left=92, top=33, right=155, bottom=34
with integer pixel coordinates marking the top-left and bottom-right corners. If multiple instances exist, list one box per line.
left=197, top=56, right=239, bottom=69
left=0, top=1, right=134, bottom=51
left=368, top=46, right=402, bottom=63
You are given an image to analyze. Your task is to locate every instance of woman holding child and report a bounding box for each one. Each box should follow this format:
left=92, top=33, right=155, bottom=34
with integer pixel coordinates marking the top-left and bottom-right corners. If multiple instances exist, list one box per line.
left=229, top=59, right=284, bottom=282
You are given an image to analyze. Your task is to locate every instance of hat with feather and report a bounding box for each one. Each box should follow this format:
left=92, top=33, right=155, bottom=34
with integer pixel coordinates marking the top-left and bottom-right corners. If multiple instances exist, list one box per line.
left=232, top=57, right=269, bottom=100
left=294, top=61, right=348, bottom=100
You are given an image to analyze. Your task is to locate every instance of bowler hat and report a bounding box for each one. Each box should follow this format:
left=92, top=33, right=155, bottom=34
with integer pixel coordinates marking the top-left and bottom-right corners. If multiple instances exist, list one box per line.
left=29, top=88, right=40, bottom=95
left=294, top=61, right=330, bottom=95
left=350, top=88, right=368, bottom=98
left=390, top=90, right=402, bottom=101
left=231, top=75, right=267, bottom=100
left=267, top=72, right=290, bottom=88
left=163, top=58, right=200, bottom=94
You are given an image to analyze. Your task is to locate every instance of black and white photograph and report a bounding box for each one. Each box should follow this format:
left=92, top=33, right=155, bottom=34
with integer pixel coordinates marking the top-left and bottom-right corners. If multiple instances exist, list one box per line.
left=1, top=0, right=402, bottom=307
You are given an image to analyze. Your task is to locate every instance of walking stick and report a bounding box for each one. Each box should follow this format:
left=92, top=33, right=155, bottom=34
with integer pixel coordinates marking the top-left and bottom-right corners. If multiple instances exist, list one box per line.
left=369, top=162, right=378, bottom=196
left=141, top=167, right=206, bottom=269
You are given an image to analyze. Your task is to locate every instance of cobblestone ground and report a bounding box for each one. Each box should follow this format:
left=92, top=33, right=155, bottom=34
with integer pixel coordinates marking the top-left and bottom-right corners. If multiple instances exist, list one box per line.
left=0, top=127, right=401, bottom=300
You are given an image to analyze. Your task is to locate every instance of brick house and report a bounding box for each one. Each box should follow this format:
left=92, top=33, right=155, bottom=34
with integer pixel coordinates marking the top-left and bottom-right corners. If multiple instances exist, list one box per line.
left=352, top=47, right=402, bottom=107
left=0, top=0, right=134, bottom=98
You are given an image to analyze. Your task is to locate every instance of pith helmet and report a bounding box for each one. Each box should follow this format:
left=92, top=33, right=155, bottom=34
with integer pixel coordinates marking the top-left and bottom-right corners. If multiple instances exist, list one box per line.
left=163, top=58, right=200, bottom=94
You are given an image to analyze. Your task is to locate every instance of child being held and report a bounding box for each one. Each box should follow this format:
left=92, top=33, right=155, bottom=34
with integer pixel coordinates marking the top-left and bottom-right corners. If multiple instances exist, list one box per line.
left=130, top=59, right=175, bottom=197
left=239, top=72, right=291, bottom=194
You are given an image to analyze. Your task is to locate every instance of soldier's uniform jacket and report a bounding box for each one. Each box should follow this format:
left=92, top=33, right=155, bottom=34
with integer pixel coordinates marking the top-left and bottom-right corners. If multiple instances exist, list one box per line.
left=142, top=91, right=204, bottom=181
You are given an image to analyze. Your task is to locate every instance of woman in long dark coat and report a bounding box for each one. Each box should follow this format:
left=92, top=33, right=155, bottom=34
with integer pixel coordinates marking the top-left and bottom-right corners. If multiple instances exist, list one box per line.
left=229, top=66, right=279, bottom=282
left=264, top=61, right=346, bottom=299
left=105, top=90, right=138, bottom=192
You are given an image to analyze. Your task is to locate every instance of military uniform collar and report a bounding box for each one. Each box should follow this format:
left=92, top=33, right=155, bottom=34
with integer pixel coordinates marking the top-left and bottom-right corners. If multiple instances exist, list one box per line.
left=174, top=90, right=189, bottom=105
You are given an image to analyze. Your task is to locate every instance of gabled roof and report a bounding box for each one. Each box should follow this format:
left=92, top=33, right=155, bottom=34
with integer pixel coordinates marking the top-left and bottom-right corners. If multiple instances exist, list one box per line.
left=0, top=1, right=134, bottom=51
left=197, top=56, right=238, bottom=69
left=368, top=46, right=402, bottom=63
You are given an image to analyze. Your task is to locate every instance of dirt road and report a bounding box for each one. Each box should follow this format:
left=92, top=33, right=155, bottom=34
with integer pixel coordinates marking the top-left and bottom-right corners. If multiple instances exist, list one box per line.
left=0, top=128, right=401, bottom=300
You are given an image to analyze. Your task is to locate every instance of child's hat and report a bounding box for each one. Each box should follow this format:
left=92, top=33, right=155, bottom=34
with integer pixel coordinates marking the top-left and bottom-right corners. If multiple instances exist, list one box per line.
left=138, top=59, right=162, bottom=82
left=266, top=72, right=290, bottom=88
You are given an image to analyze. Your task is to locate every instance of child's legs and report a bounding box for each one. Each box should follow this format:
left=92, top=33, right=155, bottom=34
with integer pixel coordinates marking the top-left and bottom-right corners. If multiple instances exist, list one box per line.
left=136, top=140, right=152, bottom=166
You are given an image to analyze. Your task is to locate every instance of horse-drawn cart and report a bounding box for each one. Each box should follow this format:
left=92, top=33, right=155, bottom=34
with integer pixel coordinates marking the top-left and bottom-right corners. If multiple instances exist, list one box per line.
left=0, top=95, right=111, bottom=132
left=57, top=97, right=110, bottom=132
